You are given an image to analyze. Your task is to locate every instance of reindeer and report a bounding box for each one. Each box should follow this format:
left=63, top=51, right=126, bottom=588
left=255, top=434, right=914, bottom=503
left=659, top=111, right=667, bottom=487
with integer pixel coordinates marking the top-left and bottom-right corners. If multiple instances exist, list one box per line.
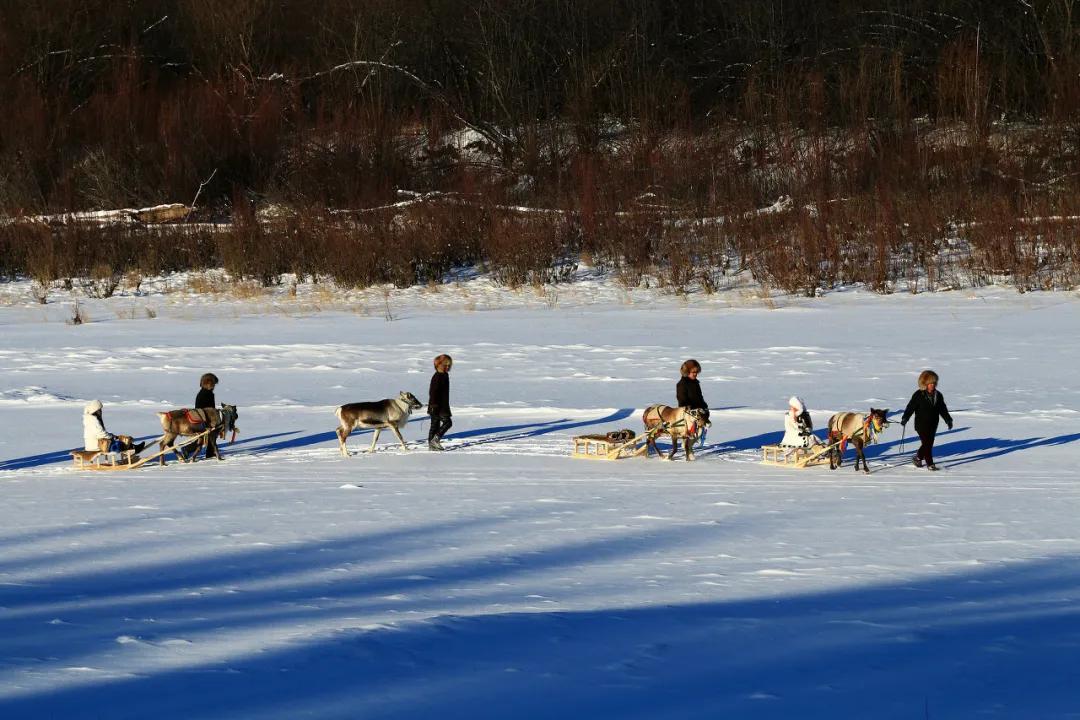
left=826, top=408, right=889, bottom=474
left=642, top=404, right=709, bottom=461
left=335, top=391, right=423, bottom=456
left=157, top=404, right=238, bottom=464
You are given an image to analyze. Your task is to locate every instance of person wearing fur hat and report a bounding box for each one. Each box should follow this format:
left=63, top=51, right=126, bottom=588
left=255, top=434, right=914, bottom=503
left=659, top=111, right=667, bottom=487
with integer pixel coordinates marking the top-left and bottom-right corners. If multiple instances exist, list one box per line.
left=194, top=373, right=219, bottom=459
left=677, top=359, right=711, bottom=447
left=82, top=400, right=145, bottom=454
left=196, top=373, right=219, bottom=410
left=676, top=359, right=710, bottom=421
left=900, top=369, right=953, bottom=471
left=427, top=354, right=453, bottom=451
left=780, top=396, right=815, bottom=447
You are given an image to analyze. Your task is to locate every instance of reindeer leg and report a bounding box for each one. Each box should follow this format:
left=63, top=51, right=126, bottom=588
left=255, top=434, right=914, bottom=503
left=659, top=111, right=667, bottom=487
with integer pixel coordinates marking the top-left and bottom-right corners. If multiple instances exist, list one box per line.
left=685, top=437, right=695, bottom=461
left=177, top=435, right=193, bottom=463
left=666, top=434, right=677, bottom=461
left=186, top=435, right=202, bottom=463
left=159, top=432, right=174, bottom=465
left=391, top=424, right=409, bottom=451
left=337, top=426, right=349, bottom=457
left=369, top=428, right=381, bottom=453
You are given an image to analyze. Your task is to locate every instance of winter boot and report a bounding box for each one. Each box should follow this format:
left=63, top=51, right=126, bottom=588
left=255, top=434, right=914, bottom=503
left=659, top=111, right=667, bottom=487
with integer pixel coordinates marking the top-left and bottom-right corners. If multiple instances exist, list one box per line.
left=927, top=463, right=939, bottom=471
left=428, top=438, right=444, bottom=451
left=912, top=455, right=923, bottom=468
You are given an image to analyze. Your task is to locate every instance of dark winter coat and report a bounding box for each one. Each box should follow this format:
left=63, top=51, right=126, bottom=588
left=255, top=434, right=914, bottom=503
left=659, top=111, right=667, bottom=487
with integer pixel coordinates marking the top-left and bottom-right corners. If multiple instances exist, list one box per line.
left=195, top=388, right=216, bottom=409
left=428, top=371, right=451, bottom=417
left=676, top=377, right=708, bottom=411
left=901, top=389, right=952, bottom=435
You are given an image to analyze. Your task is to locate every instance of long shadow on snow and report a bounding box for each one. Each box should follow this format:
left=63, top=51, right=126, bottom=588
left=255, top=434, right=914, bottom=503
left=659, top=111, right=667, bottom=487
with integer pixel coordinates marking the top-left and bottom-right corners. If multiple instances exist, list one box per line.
left=236, top=417, right=432, bottom=456
left=0, top=432, right=161, bottom=471
left=3, top=555, right=1079, bottom=719
left=0, top=512, right=755, bottom=682
left=697, top=426, right=960, bottom=461
left=445, top=408, right=636, bottom=450
left=853, top=429, right=1080, bottom=468
left=0, top=498, right=256, bottom=572
left=936, top=432, right=1080, bottom=468
left=0, top=430, right=300, bottom=471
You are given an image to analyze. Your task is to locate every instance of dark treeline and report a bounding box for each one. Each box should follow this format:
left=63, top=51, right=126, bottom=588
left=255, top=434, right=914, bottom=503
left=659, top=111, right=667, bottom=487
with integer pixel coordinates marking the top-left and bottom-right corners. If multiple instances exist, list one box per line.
left=2, top=0, right=1080, bottom=294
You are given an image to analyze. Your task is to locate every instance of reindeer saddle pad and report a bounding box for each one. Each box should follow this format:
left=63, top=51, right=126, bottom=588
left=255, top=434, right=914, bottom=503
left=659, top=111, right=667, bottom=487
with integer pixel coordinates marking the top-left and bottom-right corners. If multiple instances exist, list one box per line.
left=166, top=409, right=209, bottom=429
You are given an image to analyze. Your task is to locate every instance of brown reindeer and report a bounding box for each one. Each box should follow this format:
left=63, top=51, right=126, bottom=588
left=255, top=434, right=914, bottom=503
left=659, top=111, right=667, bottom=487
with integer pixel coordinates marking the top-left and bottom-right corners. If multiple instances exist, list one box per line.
left=826, top=408, right=889, bottom=474
left=157, top=404, right=238, bottom=464
left=642, top=404, right=709, bottom=461
left=334, top=391, right=423, bottom=456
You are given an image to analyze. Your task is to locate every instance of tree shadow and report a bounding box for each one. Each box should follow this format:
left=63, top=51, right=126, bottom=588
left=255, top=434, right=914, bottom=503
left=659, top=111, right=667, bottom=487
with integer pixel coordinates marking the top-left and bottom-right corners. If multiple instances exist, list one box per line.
left=0, top=510, right=748, bottom=686
left=2, top=545, right=1078, bottom=719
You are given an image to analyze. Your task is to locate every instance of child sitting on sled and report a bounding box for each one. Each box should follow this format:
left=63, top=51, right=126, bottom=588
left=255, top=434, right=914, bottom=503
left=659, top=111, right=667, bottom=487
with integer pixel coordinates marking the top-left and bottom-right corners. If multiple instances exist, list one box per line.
left=780, top=396, right=819, bottom=448
left=83, top=400, right=145, bottom=455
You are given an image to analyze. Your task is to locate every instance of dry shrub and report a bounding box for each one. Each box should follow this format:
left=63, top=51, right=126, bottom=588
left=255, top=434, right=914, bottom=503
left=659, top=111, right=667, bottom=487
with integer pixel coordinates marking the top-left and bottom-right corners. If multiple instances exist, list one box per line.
left=186, top=274, right=229, bottom=294
left=482, top=216, right=578, bottom=288
left=217, top=197, right=290, bottom=286
left=80, top=262, right=123, bottom=298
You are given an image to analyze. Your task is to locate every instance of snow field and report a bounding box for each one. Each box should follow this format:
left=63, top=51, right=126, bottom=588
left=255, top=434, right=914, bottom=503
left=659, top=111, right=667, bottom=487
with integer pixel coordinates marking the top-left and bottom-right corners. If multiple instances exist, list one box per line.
left=1, top=285, right=1080, bottom=718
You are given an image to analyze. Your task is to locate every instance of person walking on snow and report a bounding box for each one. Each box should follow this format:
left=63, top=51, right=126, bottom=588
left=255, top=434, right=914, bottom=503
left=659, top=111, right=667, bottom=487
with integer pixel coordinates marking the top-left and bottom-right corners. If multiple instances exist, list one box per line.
left=83, top=400, right=144, bottom=454
left=196, top=372, right=218, bottom=410
left=676, top=360, right=709, bottom=419
left=780, top=396, right=816, bottom=448
left=676, top=359, right=711, bottom=446
left=194, top=372, right=220, bottom=460
left=427, top=354, right=453, bottom=451
left=900, top=369, right=953, bottom=471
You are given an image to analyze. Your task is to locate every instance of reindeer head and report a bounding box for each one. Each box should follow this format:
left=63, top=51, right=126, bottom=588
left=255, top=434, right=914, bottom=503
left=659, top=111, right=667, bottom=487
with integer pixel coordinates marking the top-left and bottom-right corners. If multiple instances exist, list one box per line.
left=219, top=403, right=239, bottom=439
left=869, top=408, right=889, bottom=433
left=399, top=391, right=423, bottom=410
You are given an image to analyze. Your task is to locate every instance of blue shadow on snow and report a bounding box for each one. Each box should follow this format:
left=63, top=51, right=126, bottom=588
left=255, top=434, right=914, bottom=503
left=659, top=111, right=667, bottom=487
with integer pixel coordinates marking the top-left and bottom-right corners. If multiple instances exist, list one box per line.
left=0, top=518, right=1078, bottom=719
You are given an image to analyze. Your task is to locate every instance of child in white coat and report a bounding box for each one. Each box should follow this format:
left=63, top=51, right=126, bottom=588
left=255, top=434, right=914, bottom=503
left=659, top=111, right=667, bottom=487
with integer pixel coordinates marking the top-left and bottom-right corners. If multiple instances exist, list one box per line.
left=780, top=396, right=816, bottom=447
left=83, top=400, right=144, bottom=454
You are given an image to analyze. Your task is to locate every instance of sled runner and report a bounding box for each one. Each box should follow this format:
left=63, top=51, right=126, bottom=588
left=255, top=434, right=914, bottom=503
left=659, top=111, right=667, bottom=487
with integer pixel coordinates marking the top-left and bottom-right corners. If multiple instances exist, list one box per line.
left=70, top=428, right=213, bottom=471
left=760, top=440, right=836, bottom=468
left=572, top=426, right=666, bottom=461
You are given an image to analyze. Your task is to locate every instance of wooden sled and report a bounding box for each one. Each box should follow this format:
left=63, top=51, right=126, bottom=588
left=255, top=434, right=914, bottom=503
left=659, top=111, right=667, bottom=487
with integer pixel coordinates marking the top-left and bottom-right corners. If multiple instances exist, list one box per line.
left=572, top=426, right=664, bottom=461
left=70, top=429, right=212, bottom=471
left=761, top=440, right=836, bottom=469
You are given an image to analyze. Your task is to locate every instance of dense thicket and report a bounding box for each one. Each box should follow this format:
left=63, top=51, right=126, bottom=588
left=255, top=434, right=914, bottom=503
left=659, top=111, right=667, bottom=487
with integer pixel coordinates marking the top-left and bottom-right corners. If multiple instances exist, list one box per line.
left=2, top=1, right=1079, bottom=293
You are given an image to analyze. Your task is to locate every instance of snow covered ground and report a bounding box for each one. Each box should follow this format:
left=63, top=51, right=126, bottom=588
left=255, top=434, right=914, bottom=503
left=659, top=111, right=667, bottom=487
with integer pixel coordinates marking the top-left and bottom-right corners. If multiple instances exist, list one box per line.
left=2, top=277, right=1080, bottom=719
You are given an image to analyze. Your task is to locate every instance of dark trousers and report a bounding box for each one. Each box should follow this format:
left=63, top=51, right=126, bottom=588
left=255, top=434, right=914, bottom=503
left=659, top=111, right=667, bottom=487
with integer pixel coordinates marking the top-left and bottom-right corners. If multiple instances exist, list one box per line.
left=916, top=430, right=936, bottom=465
left=429, top=414, right=452, bottom=441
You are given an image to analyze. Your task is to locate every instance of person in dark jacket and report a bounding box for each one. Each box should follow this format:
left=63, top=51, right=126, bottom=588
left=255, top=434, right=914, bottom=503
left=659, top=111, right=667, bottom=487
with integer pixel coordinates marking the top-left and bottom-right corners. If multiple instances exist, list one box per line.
left=900, top=369, right=953, bottom=471
left=676, top=359, right=711, bottom=446
left=196, top=373, right=218, bottom=409
left=427, top=354, right=453, bottom=451
left=676, top=359, right=709, bottom=420
left=195, top=372, right=219, bottom=459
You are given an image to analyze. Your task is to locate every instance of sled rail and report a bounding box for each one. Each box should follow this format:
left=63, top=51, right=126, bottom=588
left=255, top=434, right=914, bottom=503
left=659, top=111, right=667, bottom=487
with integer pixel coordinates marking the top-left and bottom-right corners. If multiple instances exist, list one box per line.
left=71, top=429, right=213, bottom=471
